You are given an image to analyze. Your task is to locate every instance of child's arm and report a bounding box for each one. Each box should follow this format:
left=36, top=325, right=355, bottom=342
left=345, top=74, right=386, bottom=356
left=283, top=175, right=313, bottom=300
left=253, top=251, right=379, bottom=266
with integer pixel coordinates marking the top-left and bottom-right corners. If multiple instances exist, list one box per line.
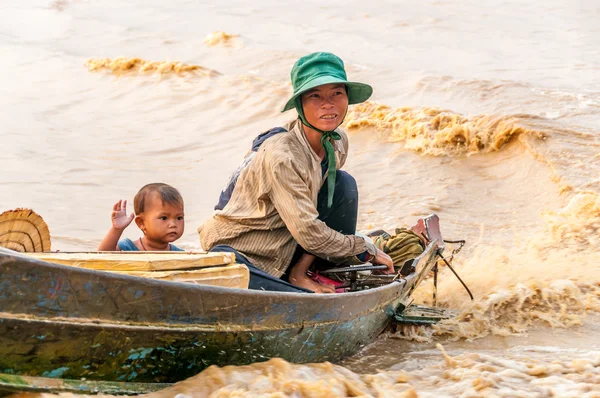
left=97, top=200, right=135, bottom=251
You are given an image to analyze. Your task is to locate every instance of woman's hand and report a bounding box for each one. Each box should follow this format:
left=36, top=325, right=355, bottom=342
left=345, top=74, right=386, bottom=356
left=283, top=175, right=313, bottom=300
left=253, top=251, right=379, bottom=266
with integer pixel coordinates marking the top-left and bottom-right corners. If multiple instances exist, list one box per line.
left=112, top=200, right=134, bottom=231
left=372, top=248, right=395, bottom=274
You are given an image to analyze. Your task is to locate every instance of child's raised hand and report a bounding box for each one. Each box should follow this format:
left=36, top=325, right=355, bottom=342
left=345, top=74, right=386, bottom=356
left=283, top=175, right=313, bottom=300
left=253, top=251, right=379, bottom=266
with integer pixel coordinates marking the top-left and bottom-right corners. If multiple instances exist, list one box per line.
left=111, top=200, right=135, bottom=230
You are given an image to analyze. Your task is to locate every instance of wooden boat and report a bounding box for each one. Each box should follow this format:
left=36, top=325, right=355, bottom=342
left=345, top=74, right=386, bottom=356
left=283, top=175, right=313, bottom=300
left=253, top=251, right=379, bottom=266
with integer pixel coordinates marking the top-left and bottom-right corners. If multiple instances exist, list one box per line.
left=0, top=239, right=442, bottom=395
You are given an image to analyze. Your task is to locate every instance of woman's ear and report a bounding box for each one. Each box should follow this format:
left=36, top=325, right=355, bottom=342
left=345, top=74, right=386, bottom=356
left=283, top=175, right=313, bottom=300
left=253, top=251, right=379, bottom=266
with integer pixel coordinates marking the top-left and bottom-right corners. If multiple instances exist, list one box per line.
left=134, top=215, right=145, bottom=234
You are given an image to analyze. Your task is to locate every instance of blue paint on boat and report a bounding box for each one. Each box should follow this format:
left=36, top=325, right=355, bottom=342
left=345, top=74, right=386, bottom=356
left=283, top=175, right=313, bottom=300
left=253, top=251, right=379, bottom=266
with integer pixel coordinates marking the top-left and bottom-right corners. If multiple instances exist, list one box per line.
left=42, top=367, right=70, bottom=378
left=128, top=348, right=153, bottom=360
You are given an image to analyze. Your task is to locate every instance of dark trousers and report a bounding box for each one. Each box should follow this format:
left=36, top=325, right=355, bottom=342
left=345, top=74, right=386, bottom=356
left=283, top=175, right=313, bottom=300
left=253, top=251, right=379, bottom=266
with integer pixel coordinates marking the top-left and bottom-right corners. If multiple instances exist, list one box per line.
left=210, top=170, right=358, bottom=292
left=317, top=170, right=358, bottom=236
left=284, top=170, right=358, bottom=278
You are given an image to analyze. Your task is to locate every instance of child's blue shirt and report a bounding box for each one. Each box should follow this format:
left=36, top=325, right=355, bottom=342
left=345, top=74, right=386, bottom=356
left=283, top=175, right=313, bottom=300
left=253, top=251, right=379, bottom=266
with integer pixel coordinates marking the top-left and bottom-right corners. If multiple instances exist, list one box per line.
left=117, top=238, right=184, bottom=251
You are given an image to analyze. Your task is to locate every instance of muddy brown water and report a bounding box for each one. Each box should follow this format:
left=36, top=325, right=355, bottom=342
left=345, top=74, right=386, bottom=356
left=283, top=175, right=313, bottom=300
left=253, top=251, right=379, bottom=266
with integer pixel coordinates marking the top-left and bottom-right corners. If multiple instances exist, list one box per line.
left=1, top=0, right=599, bottom=396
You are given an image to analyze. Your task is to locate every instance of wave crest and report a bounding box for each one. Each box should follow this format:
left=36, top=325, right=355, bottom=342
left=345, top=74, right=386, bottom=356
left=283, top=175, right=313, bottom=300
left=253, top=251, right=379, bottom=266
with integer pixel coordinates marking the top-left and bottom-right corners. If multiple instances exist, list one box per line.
left=344, top=101, right=547, bottom=156
left=85, top=57, right=220, bottom=77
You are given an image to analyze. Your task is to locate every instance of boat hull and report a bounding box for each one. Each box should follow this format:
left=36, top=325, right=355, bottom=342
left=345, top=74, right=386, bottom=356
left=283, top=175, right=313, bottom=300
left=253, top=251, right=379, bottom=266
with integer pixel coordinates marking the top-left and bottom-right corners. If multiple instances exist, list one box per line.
left=0, top=247, right=432, bottom=384
left=1, top=306, right=394, bottom=383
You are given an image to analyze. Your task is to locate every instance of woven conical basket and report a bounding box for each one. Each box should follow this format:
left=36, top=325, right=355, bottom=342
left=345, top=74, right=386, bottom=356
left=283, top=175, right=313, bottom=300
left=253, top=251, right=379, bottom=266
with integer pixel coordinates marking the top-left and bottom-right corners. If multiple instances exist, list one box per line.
left=0, top=208, right=51, bottom=252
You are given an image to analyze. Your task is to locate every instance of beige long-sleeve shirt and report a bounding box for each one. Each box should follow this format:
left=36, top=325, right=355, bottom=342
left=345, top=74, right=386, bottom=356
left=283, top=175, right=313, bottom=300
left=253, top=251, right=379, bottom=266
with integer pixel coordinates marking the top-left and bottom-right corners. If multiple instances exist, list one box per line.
left=198, top=119, right=376, bottom=278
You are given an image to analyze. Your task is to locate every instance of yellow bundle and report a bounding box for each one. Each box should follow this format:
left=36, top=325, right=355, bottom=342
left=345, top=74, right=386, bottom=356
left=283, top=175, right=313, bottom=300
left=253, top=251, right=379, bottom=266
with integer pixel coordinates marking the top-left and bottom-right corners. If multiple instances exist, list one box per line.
left=373, top=228, right=425, bottom=267
left=0, top=208, right=51, bottom=252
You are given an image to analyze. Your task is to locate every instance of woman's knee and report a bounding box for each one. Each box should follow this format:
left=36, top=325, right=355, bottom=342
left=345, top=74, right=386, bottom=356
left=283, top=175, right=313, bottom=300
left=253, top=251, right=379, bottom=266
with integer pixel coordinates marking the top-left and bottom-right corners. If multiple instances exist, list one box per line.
left=335, top=170, right=358, bottom=201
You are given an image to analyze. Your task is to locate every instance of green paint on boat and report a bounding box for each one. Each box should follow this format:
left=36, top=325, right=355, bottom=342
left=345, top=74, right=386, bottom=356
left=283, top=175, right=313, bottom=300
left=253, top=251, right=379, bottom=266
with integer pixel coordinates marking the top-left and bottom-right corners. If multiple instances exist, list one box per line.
left=0, top=373, right=170, bottom=395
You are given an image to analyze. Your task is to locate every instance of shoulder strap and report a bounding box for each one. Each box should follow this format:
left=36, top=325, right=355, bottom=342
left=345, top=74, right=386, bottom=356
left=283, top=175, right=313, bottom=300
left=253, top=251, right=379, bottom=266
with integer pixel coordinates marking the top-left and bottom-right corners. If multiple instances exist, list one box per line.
left=215, top=127, right=288, bottom=210
left=250, top=127, right=288, bottom=151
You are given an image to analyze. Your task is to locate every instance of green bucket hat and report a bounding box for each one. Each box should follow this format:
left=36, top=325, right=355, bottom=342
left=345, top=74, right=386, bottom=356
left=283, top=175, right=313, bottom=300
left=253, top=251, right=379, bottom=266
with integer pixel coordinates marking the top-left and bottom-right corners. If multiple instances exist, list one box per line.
left=281, top=52, right=373, bottom=113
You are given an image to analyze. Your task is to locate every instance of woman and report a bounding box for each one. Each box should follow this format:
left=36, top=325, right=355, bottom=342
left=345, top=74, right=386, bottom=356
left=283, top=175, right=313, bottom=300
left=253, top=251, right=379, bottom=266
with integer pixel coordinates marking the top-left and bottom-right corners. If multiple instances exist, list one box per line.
left=198, top=52, right=393, bottom=293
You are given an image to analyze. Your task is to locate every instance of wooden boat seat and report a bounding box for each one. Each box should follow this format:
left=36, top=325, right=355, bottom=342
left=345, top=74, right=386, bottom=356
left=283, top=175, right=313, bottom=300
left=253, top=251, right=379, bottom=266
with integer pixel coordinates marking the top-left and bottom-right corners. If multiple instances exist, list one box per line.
left=26, top=251, right=249, bottom=289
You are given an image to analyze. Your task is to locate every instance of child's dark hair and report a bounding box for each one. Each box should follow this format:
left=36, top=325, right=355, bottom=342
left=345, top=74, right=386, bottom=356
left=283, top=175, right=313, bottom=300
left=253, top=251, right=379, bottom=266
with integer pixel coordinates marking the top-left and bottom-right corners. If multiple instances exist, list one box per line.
left=133, top=183, right=183, bottom=214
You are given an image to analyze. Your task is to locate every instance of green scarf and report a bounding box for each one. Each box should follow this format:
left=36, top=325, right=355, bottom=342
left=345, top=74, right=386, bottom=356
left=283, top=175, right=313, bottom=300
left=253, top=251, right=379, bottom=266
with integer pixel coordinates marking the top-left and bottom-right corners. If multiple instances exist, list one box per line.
left=295, top=99, right=342, bottom=208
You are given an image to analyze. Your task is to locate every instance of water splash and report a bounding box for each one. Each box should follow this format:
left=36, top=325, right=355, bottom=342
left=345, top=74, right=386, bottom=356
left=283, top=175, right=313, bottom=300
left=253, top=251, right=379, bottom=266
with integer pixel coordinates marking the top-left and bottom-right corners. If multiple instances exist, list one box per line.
left=203, top=31, right=241, bottom=47
left=12, top=346, right=599, bottom=397
left=401, top=281, right=600, bottom=342
left=543, top=192, right=600, bottom=247
left=403, top=191, right=600, bottom=342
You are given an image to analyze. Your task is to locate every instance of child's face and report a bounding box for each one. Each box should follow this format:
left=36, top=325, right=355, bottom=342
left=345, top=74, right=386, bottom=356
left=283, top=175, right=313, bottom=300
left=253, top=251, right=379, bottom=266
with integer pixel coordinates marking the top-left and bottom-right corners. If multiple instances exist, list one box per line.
left=136, top=192, right=184, bottom=244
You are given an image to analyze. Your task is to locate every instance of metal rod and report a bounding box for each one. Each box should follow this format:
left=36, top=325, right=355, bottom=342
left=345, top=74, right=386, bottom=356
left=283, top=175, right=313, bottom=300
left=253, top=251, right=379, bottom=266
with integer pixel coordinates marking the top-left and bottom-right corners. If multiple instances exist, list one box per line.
left=438, top=251, right=474, bottom=301
left=432, top=264, right=438, bottom=306
left=443, top=239, right=466, bottom=244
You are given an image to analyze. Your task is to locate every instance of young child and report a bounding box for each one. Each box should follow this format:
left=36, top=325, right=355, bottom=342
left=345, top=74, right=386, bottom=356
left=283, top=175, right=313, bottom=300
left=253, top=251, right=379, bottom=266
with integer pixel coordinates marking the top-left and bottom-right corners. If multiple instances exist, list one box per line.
left=98, top=183, right=185, bottom=251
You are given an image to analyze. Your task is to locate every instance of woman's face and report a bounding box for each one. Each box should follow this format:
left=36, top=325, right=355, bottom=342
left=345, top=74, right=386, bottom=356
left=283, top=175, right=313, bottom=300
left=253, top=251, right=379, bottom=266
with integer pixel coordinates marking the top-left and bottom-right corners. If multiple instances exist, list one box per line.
left=300, top=83, right=348, bottom=131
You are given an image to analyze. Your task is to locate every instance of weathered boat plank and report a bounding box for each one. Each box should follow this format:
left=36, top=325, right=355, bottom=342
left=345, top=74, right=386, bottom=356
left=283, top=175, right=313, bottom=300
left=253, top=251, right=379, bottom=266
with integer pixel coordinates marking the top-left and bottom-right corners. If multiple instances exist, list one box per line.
left=27, top=251, right=235, bottom=271
left=109, top=264, right=250, bottom=289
